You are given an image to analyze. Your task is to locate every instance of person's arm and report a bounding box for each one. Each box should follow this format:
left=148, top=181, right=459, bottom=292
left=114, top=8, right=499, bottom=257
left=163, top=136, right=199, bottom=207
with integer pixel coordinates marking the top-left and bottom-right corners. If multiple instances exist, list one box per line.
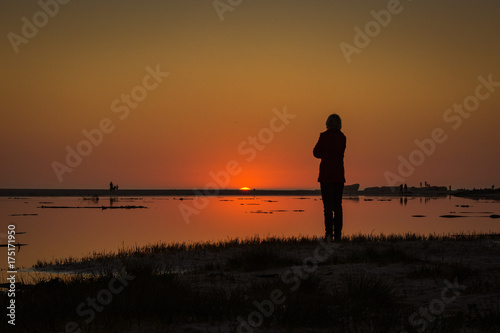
left=342, top=134, right=346, bottom=154
left=313, top=134, right=324, bottom=159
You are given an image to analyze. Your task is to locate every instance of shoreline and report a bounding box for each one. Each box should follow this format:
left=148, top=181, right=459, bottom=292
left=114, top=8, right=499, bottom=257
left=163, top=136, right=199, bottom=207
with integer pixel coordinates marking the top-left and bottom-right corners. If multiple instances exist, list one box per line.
left=1, top=188, right=325, bottom=197
left=1, top=187, right=498, bottom=199
left=6, top=233, right=500, bottom=332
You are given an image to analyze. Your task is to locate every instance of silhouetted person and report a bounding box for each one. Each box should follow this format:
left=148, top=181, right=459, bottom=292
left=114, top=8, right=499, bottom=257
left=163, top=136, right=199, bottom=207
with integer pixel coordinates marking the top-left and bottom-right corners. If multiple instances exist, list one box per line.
left=313, top=114, right=346, bottom=243
left=109, top=181, right=114, bottom=191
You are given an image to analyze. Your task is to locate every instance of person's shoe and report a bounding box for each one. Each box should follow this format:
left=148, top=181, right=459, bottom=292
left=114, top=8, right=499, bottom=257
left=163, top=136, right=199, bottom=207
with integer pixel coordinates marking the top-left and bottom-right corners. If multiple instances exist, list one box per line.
left=333, top=235, right=342, bottom=243
left=324, top=234, right=333, bottom=243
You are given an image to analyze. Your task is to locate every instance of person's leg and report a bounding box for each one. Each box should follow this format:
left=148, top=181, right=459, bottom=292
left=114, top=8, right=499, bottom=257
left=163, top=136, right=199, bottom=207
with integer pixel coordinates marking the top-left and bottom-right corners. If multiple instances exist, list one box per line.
left=320, top=182, right=334, bottom=238
left=331, top=183, right=344, bottom=242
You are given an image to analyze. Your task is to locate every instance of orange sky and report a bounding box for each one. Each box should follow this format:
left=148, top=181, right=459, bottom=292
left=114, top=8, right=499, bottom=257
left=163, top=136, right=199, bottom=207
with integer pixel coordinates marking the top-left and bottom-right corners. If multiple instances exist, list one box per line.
left=1, top=0, right=499, bottom=190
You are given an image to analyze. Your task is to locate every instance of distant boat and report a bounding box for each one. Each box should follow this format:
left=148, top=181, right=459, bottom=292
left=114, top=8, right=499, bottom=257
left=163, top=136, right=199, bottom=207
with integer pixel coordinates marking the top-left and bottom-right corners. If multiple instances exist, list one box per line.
left=344, top=184, right=360, bottom=193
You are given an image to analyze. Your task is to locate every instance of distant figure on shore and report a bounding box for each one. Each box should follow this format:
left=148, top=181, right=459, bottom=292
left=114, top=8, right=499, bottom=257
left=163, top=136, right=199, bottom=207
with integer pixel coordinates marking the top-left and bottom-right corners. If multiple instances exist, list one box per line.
left=313, top=114, right=346, bottom=243
left=109, top=182, right=119, bottom=191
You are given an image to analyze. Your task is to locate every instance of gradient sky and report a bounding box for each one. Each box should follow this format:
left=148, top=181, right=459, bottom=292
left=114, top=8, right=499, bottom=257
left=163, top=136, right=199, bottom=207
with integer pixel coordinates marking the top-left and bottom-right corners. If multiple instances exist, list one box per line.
left=1, top=0, right=499, bottom=190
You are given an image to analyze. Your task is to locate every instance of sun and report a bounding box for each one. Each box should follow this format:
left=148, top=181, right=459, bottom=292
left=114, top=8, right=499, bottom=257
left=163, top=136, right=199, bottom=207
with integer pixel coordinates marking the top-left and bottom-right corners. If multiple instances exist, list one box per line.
left=239, top=187, right=251, bottom=191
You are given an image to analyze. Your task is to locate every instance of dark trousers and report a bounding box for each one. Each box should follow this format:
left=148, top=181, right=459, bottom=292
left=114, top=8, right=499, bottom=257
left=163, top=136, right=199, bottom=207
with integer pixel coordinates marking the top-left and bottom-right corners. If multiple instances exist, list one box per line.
left=320, top=182, right=344, bottom=239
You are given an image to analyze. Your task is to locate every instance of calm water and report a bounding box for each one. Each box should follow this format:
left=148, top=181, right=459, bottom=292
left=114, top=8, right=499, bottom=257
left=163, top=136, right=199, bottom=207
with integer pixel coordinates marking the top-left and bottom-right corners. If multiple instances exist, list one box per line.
left=1, top=195, right=499, bottom=269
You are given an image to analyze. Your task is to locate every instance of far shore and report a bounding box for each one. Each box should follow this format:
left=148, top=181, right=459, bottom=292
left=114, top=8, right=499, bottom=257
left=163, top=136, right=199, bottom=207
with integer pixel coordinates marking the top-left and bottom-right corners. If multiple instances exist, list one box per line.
left=1, top=186, right=498, bottom=199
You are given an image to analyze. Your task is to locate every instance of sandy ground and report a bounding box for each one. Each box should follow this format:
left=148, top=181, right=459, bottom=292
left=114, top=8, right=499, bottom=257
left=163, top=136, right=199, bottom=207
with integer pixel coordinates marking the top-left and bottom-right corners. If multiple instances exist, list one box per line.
left=31, top=236, right=500, bottom=332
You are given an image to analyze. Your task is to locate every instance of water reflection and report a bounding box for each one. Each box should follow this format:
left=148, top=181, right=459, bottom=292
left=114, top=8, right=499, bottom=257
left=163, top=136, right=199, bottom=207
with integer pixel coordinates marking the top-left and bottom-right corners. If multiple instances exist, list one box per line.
left=0, top=195, right=498, bottom=269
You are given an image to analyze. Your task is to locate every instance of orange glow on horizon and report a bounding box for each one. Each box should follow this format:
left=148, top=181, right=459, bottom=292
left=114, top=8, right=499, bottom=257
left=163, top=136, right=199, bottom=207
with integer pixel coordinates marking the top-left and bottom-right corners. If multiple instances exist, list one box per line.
left=240, top=187, right=251, bottom=191
left=1, top=1, right=499, bottom=190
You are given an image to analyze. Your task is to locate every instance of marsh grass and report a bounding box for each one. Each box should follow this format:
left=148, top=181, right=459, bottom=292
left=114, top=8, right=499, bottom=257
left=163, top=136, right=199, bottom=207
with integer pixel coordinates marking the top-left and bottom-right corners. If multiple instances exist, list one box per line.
left=9, top=232, right=500, bottom=332
left=469, top=302, right=500, bottom=330
left=407, top=262, right=475, bottom=281
left=340, top=273, right=397, bottom=309
left=225, top=245, right=299, bottom=271
left=6, top=270, right=250, bottom=332
left=33, top=232, right=500, bottom=269
left=325, top=242, right=420, bottom=266
left=333, top=273, right=401, bottom=332
left=274, top=274, right=337, bottom=327
left=401, top=305, right=500, bottom=333
left=33, top=235, right=313, bottom=269
left=260, top=272, right=401, bottom=331
left=3, top=270, right=402, bottom=332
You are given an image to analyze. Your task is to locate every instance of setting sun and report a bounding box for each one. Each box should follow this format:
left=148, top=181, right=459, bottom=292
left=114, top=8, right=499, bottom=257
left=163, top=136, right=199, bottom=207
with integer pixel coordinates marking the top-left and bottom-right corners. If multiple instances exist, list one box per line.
left=2, top=1, right=500, bottom=331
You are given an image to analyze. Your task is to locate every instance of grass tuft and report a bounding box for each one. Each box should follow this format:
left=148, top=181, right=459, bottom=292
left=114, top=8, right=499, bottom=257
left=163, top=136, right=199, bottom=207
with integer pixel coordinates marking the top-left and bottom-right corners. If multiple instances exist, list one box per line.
left=225, top=245, right=299, bottom=271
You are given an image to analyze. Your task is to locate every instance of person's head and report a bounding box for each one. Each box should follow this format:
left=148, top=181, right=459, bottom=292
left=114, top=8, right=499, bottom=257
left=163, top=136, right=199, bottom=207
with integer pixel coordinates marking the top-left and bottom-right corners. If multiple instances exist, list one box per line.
left=326, top=114, right=342, bottom=130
